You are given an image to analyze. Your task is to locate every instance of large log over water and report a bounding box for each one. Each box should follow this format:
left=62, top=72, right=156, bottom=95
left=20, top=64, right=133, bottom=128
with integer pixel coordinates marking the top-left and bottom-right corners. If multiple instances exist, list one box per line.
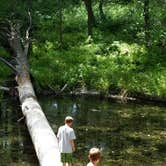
left=18, top=79, right=61, bottom=166
left=0, top=20, right=61, bottom=165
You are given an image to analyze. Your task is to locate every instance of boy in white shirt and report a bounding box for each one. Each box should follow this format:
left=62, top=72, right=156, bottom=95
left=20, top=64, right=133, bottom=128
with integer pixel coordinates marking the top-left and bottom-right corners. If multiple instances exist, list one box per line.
left=57, top=116, right=76, bottom=166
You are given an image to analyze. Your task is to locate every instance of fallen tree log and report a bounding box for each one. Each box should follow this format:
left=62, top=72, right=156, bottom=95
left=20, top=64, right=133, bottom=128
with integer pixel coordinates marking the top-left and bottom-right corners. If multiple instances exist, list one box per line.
left=17, top=79, right=61, bottom=166
left=0, top=15, right=61, bottom=166
left=69, top=89, right=166, bottom=104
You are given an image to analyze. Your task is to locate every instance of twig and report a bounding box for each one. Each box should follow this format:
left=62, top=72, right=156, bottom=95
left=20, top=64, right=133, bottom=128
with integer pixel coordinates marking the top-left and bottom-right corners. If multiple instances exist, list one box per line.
left=17, top=116, right=25, bottom=123
left=60, top=84, right=68, bottom=92
left=0, top=57, right=18, bottom=73
left=24, top=10, right=32, bottom=56
left=0, top=86, right=10, bottom=91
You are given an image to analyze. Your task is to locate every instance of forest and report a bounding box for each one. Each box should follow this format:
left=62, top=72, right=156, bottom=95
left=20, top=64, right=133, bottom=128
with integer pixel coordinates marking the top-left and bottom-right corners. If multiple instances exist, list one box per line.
left=0, top=1, right=166, bottom=166
left=0, top=0, right=166, bottom=99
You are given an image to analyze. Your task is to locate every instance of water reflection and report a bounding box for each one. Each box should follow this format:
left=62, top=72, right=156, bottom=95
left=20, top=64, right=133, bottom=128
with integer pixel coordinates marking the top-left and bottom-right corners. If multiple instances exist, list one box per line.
left=40, top=97, right=166, bottom=166
left=0, top=99, right=38, bottom=166
left=0, top=96, right=165, bottom=166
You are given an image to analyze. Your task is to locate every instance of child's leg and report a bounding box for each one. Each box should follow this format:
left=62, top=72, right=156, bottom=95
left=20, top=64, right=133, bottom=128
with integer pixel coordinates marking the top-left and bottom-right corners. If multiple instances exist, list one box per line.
left=68, top=163, right=72, bottom=166
left=66, top=153, right=73, bottom=166
left=61, top=153, right=67, bottom=166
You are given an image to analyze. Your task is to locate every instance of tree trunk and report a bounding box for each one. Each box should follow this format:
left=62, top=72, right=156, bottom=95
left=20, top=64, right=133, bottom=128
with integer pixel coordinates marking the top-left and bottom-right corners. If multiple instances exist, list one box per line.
left=99, top=0, right=105, bottom=21
left=8, top=24, right=61, bottom=166
left=144, top=0, right=150, bottom=46
left=83, top=0, right=96, bottom=36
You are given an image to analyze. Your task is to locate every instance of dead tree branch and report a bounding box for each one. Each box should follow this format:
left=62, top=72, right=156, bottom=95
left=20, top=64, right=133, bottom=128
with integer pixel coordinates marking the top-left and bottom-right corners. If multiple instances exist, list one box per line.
left=0, top=57, right=18, bottom=73
left=24, top=11, right=32, bottom=56
left=0, top=86, right=10, bottom=91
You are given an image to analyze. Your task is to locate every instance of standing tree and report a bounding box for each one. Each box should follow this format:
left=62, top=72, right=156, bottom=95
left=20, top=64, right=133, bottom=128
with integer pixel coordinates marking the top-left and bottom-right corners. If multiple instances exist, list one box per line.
left=99, top=0, right=105, bottom=21
left=83, top=0, right=96, bottom=36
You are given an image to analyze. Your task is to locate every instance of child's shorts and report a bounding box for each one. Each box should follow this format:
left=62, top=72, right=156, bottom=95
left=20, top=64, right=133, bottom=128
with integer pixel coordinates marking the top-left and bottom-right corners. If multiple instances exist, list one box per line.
left=61, top=153, right=73, bottom=163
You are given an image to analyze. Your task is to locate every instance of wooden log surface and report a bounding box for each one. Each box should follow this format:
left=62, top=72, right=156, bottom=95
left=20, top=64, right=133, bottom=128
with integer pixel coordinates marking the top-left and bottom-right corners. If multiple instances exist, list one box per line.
left=16, top=73, right=61, bottom=166
left=22, top=97, right=61, bottom=166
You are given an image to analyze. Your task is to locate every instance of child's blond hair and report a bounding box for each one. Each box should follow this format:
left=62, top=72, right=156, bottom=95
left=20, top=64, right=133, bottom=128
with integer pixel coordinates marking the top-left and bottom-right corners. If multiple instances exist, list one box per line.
left=65, top=116, right=73, bottom=124
left=88, top=148, right=101, bottom=162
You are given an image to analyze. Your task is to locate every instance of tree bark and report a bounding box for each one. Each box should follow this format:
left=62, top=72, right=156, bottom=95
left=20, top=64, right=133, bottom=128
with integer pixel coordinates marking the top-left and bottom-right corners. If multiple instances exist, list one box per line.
left=99, top=0, right=105, bottom=21
left=83, top=0, right=96, bottom=36
left=7, top=23, right=61, bottom=166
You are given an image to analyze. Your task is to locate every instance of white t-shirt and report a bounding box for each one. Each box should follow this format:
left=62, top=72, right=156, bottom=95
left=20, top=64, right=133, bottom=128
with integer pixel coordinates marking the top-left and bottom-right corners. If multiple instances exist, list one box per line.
left=87, top=162, right=94, bottom=166
left=57, top=124, right=76, bottom=153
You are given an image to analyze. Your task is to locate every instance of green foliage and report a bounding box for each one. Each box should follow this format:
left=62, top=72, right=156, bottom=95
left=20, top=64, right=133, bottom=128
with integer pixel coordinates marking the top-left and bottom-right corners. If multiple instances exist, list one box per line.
left=64, top=4, right=87, bottom=32
left=30, top=37, right=166, bottom=97
left=0, top=47, right=11, bottom=83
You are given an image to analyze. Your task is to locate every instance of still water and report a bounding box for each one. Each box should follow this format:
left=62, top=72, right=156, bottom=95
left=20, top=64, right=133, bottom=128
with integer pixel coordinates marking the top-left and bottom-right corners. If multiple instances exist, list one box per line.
left=0, top=96, right=165, bottom=166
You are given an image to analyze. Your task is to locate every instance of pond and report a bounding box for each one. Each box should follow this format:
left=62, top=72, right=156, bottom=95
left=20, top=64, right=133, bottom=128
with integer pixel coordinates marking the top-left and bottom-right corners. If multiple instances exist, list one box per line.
left=0, top=96, right=165, bottom=166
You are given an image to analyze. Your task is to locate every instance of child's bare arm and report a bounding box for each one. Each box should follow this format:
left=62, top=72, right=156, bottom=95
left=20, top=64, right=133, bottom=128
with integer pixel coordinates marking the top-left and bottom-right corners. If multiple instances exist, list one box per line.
left=70, top=139, right=75, bottom=152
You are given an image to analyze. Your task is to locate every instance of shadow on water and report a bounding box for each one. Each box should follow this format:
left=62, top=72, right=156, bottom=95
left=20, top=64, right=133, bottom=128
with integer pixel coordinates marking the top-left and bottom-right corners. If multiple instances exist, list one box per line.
left=0, top=98, right=38, bottom=166
left=40, top=96, right=166, bottom=166
left=0, top=96, right=165, bottom=166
